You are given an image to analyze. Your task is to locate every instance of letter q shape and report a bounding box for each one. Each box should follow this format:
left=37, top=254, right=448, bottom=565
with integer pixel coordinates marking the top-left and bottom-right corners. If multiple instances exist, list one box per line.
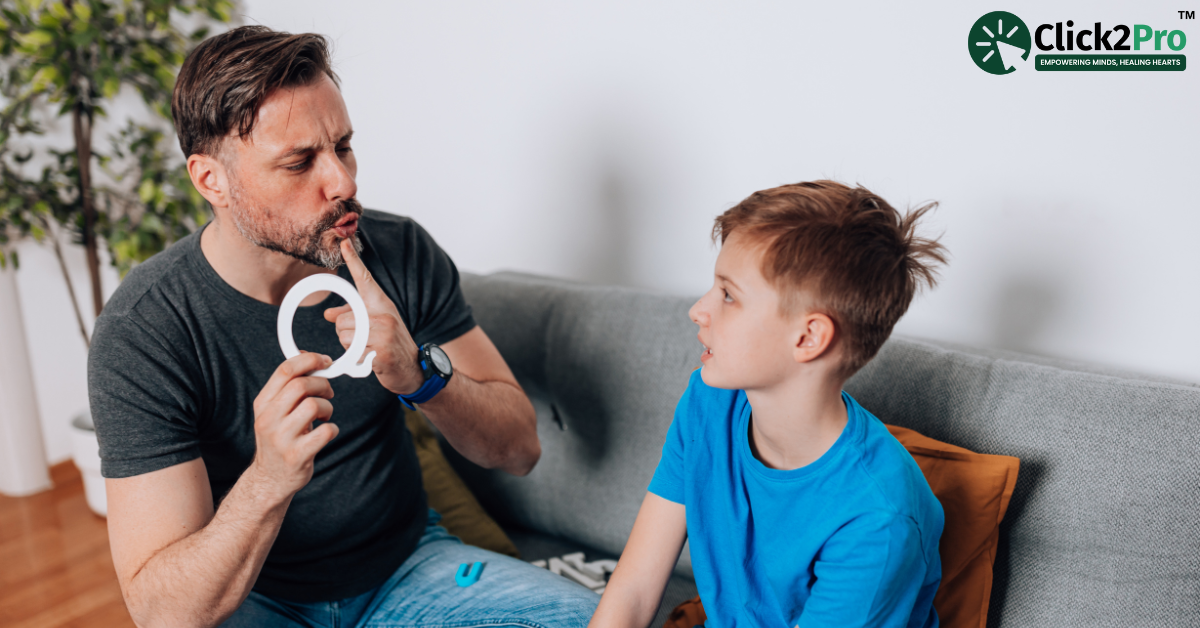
left=277, top=274, right=376, bottom=378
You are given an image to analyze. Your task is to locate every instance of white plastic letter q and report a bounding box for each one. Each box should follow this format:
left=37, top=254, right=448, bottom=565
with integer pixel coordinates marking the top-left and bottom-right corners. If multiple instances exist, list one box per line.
left=277, top=274, right=376, bottom=378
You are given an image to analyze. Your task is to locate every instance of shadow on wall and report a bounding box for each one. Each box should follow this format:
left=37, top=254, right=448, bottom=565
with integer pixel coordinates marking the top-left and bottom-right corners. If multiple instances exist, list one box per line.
left=581, top=160, right=637, bottom=287
left=991, top=276, right=1062, bottom=357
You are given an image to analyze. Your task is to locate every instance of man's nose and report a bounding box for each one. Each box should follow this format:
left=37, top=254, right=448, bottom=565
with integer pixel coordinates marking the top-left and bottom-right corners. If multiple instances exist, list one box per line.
left=321, top=152, right=357, bottom=202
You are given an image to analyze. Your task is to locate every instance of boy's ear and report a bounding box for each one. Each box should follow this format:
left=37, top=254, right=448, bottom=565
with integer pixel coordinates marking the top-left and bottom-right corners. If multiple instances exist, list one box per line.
left=187, top=153, right=231, bottom=209
left=792, top=311, right=836, bottom=364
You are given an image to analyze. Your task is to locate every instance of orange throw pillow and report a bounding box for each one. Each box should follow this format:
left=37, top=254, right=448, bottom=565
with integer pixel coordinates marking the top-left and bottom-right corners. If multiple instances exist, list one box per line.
left=887, top=425, right=1019, bottom=628
left=665, top=426, right=1019, bottom=628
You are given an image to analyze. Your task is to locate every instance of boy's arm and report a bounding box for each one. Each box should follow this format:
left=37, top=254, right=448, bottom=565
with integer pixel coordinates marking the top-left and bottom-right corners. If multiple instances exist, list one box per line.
left=589, top=492, right=688, bottom=628
left=797, top=512, right=931, bottom=628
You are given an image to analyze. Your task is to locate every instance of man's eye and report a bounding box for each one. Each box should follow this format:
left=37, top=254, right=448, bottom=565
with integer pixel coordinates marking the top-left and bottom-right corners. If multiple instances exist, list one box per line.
left=336, top=146, right=352, bottom=155
left=286, top=159, right=311, bottom=172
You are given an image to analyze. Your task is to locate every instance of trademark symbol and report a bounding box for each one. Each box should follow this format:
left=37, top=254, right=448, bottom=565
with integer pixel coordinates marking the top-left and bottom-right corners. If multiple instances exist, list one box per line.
left=1180, top=10, right=1196, bottom=19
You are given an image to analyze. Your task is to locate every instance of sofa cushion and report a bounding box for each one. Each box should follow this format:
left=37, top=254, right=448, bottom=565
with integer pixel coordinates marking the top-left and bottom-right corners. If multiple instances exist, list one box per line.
left=846, top=337, right=1200, bottom=627
left=449, top=273, right=701, bottom=559
left=456, top=271, right=1200, bottom=628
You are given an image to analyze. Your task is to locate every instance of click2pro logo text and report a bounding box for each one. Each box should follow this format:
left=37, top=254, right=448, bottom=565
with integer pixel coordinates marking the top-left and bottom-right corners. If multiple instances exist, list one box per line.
left=969, top=10, right=1188, bottom=74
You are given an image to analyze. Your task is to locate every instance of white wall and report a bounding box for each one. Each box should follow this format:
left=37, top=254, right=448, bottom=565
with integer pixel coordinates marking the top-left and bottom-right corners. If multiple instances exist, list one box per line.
left=13, top=0, right=1200, bottom=461
left=14, top=232, right=119, bottom=464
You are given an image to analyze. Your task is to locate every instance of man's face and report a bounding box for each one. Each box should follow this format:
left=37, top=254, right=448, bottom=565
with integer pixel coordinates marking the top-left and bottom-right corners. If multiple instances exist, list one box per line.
left=222, top=74, right=362, bottom=269
left=688, top=232, right=802, bottom=391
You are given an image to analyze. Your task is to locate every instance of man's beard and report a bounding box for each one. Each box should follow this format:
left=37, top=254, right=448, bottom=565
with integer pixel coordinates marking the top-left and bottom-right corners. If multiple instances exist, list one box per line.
left=226, top=179, right=364, bottom=270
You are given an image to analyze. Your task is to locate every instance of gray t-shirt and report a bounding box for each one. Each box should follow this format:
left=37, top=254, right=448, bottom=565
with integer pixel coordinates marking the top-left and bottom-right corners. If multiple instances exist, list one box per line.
left=87, top=209, right=476, bottom=602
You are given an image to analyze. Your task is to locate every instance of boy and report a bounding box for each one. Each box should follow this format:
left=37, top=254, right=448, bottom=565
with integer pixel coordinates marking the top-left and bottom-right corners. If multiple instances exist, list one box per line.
left=590, top=181, right=948, bottom=628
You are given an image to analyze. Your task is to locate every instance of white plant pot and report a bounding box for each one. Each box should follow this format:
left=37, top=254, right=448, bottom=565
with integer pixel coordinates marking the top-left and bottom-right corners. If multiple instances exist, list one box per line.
left=71, top=411, right=107, bottom=517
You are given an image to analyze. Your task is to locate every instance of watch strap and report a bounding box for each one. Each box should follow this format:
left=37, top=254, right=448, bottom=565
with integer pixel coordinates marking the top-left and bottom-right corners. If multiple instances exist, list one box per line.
left=398, top=375, right=447, bottom=410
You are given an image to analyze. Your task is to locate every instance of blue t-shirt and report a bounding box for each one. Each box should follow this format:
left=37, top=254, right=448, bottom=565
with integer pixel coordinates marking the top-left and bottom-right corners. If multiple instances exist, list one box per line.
left=649, top=370, right=944, bottom=628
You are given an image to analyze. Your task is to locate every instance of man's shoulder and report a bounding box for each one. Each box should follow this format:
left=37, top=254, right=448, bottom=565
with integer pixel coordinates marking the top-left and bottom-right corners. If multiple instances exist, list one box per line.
left=99, top=228, right=201, bottom=322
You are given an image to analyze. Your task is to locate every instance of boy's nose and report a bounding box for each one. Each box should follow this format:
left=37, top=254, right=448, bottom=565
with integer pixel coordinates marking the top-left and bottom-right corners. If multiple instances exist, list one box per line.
left=688, top=297, right=708, bottom=326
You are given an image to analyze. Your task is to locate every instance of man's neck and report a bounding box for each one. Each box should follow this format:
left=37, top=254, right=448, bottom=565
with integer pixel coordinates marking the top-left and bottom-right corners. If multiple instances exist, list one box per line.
left=744, top=372, right=848, bottom=471
left=200, top=216, right=335, bottom=307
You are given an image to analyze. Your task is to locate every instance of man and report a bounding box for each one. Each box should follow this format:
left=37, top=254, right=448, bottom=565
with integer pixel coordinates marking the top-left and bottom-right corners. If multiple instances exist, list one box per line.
left=88, top=26, right=598, bottom=627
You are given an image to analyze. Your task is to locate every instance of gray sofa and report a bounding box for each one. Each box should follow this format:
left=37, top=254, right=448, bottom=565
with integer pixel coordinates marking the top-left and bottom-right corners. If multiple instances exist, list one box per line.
left=449, top=271, right=1200, bottom=628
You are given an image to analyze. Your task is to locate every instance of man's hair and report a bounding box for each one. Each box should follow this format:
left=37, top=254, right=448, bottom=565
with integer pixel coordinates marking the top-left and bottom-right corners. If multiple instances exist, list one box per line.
left=172, top=26, right=339, bottom=158
left=714, top=180, right=947, bottom=380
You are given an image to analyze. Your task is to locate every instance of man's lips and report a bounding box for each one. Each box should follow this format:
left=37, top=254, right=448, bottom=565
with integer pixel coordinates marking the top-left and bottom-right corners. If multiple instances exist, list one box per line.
left=332, top=214, right=358, bottom=237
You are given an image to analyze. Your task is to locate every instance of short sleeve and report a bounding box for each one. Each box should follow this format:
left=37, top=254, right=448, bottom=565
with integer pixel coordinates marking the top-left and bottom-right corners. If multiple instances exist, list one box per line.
left=797, top=512, right=931, bottom=628
left=363, top=212, right=476, bottom=347
left=88, top=314, right=203, bottom=478
left=648, top=370, right=704, bottom=504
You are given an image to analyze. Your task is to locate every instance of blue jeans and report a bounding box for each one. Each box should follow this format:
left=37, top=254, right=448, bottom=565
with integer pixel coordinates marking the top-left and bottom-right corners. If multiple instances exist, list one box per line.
left=222, top=510, right=599, bottom=627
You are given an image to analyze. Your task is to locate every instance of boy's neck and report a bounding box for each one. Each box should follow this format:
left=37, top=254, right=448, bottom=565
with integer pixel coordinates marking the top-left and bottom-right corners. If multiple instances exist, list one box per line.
left=744, top=374, right=848, bottom=471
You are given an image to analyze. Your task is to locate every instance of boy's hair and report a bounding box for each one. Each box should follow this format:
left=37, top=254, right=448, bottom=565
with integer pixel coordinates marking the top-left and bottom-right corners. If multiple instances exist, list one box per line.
left=172, top=26, right=339, bottom=159
left=714, top=180, right=947, bottom=380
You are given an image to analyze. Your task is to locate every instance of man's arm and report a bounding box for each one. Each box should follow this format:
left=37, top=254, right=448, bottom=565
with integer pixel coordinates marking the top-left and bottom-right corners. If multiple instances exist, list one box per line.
left=589, top=492, right=689, bottom=628
left=419, top=325, right=539, bottom=475
left=105, top=351, right=338, bottom=628
left=328, top=237, right=539, bottom=476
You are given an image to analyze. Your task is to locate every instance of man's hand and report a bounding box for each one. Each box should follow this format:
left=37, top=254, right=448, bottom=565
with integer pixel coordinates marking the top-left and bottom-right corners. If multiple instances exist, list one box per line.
left=107, top=350, right=341, bottom=628
left=324, top=237, right=424, bottom=395
left=247, top=351, right=340, bottom=503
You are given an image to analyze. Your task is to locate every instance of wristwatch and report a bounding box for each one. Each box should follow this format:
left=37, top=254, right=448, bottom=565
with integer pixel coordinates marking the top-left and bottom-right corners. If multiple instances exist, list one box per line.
left=398, top=343, right=453, bottom=410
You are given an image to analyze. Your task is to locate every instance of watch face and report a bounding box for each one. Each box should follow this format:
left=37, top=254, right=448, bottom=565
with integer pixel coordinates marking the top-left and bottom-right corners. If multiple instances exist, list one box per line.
left=429, top=345, right=452, bottom=376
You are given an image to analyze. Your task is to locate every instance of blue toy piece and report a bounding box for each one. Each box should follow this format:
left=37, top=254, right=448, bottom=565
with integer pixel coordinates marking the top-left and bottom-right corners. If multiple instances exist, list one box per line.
left=456, top=562, right=485, bottom=587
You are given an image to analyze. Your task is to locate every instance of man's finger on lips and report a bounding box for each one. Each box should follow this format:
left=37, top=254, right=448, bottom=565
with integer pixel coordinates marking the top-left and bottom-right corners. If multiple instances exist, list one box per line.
left=340, top=238, right=388, bottom=307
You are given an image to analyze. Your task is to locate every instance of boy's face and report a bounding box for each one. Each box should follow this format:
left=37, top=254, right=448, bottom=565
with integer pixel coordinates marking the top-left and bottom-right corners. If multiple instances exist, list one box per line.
left=689, top=231, right=804, bottom=391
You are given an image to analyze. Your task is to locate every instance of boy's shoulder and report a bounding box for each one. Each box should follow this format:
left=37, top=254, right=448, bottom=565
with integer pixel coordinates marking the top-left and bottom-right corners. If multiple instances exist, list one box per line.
left=844, top=396, right=944, bottom=526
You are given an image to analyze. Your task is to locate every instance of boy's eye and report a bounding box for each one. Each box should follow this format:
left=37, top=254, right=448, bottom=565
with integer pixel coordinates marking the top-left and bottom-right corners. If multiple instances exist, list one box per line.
left=723, top=289, right=733, bottom=303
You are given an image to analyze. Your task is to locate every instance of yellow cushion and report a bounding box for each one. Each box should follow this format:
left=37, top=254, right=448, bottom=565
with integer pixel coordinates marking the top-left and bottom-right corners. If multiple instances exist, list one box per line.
left=404, top=407, right=520, bottom=558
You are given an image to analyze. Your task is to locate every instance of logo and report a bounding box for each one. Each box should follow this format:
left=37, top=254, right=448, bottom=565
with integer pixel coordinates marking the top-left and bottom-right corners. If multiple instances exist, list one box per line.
left=969, top=11, right=1032, bottom=74
left=969, top=11, right=1188, bottom=73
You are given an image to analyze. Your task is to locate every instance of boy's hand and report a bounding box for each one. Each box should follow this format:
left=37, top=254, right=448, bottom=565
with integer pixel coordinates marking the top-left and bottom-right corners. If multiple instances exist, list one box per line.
left=323, top=238, right=424, bottom=395
left=589, top=493, right=688, bottom=628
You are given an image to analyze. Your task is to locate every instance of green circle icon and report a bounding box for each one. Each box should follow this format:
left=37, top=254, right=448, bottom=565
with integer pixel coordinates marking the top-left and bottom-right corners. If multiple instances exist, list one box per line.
left=968, top=11, right=1032, bottom=75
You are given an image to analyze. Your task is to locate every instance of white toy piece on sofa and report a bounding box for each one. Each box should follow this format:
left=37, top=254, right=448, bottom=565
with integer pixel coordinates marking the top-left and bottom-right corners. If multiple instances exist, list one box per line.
left=530, top=552, right=617, bottom=593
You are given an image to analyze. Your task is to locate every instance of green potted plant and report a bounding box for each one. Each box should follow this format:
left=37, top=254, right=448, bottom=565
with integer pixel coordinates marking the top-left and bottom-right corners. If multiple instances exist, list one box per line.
left=0, top=0, right=231, bottom=509
left=0, top=0, right=232, bottom=345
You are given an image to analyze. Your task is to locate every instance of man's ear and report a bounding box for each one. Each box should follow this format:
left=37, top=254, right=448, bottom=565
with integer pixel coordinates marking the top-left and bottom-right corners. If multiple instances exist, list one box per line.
left=187, top=153, right=230, bottom=209
left=792, top=311, right=837, bottom=364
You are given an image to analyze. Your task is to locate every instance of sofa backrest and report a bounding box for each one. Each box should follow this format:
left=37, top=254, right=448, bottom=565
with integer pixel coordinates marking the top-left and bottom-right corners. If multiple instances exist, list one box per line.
left=454, top=272, right=1200, bottom=628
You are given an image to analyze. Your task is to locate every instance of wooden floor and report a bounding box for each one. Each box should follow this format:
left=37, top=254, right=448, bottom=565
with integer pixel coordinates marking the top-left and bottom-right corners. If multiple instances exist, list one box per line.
left=0, top=462, right=134, bottom=628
